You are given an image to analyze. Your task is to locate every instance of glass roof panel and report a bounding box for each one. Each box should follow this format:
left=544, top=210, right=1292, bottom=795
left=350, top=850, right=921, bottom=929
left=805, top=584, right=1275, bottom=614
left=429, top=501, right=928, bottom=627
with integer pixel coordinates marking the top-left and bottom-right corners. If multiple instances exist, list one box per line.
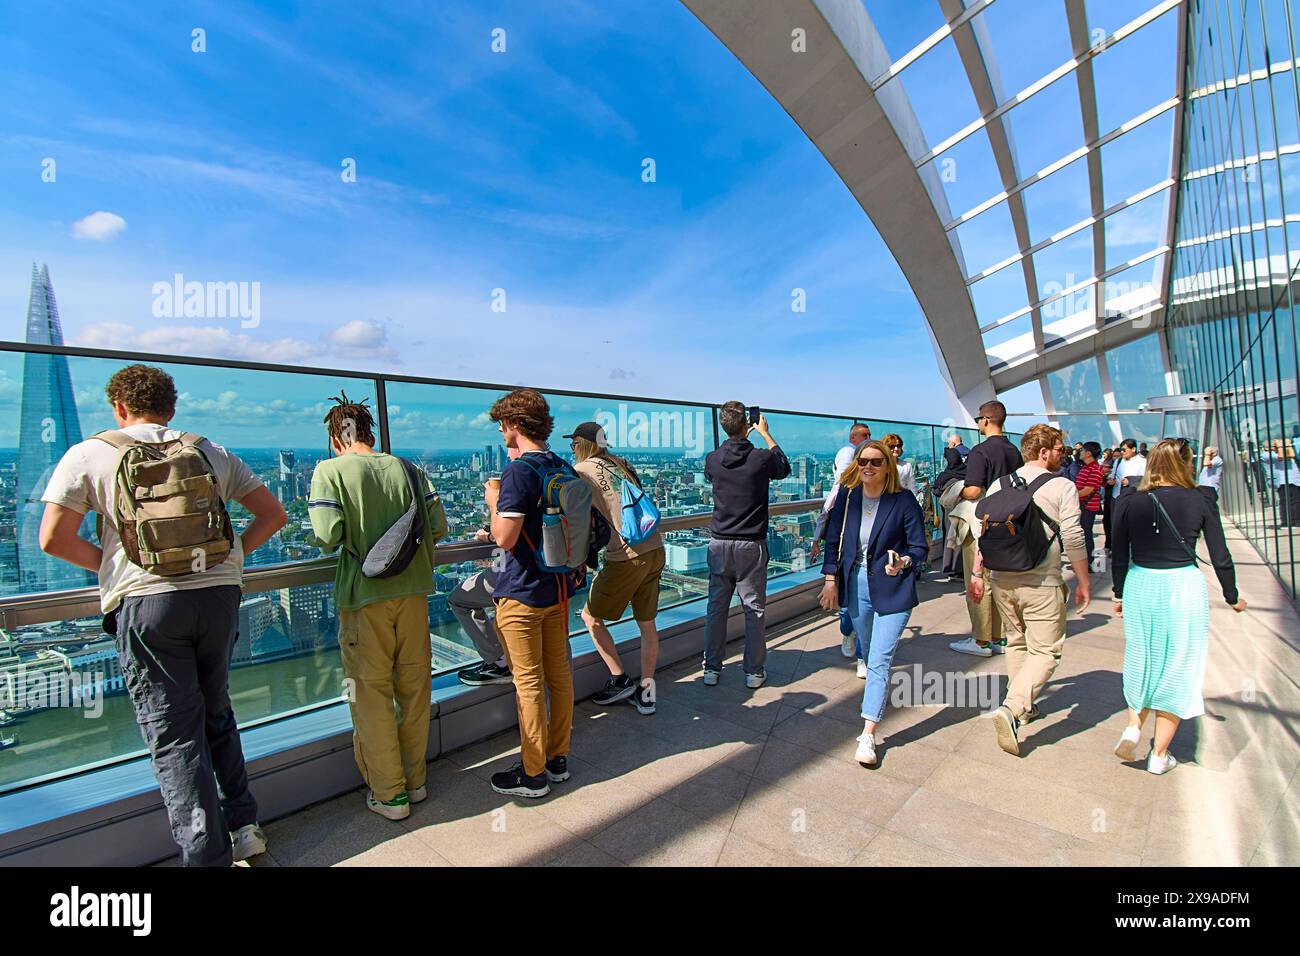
left=1091, top=6, right=1179, bottom=133
left=1104, top=187, right=1170, bottom=269
left=1084, top=0, right=1166, bottom=38
left=970, top=263, right=1031, bottom=327
left=1102, top=253, right=1166, bottom=318
left=926, top=127, right=1005, bottom=220
left=999, top=75, right=1086, bottom=177
left=954, top=199, right=1022, bottom=277
left=894, top=34, right=985, bottom=153
left=984, top=314, right=1037, bottom=370
left=1034, top=230, right=1097, bottom=301
left=1021, top=155, right=1092, bottom=245
left=970, top=0, right=1074, bottom=106
left=1048, top=355, right=1105, bottom=412
left=1107, top=332, right=1169, bottom=407
left=860, top=0, right=949, bottom=63
left=1099, top=108, right=1174, bottom=208
left=997, top=378, right=1048, bottom=419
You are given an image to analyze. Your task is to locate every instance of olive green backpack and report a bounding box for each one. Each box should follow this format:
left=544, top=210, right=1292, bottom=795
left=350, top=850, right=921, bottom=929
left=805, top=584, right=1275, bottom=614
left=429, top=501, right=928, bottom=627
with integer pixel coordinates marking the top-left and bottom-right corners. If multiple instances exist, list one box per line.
left=94, top=430, right=235, bottom=576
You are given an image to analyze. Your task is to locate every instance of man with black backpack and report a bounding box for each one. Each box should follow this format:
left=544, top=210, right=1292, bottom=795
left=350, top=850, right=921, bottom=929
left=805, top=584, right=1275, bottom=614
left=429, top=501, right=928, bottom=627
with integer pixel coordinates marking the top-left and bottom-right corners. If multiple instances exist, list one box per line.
left=309, top=393, right=448, bottom=820
left=39, top=364, right=288, bottom=866
left=967, top=424, right=1090, bottom=757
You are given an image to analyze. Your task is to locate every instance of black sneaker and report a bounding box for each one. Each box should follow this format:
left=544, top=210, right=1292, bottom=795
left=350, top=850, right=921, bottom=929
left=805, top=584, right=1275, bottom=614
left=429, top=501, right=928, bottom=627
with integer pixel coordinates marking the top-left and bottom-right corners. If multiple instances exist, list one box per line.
left=459, top=662, right=513, bottom=686
left=592, top=673, right=637, bottom=705
left=629, top=683, right=656, bottom=715
left=490, top=763, right=550, bottom=798
left=545, top=756, right=569, bottom=783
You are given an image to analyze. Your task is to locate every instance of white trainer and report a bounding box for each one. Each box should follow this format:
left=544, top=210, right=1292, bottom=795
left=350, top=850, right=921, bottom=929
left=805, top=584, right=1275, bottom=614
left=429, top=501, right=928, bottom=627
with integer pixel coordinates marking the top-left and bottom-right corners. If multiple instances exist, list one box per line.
left=855, top=733, right=877, bottom=766
left=841, top=632, right=856, bottom=659
left=949, top=637, right=993, bottom=657
left=231, top=824, right=268, bottom=862
left=407, top=785, right=428, bottom=804
left=855, top=659, right=867, bottom=679
left=1113, top=726, right=1141, bottom=762
left=702, top=669, right=720, bottom=687
left=745, top=672, right=766, bottom=689
left=1146, top=748, right=1178, bottom=775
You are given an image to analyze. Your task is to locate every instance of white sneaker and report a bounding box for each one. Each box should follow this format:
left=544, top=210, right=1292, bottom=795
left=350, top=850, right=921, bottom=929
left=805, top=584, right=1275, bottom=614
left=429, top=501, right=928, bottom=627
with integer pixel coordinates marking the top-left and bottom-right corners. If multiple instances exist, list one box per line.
left=407, top=785, right=428, bottom=804
left=855, top=659, right=867, bottom=679
left=366, top=790, right=411, bottom=821
left=1146, top=748, right=1178, bottom=775
left=1113, top=726, right=1141, bottom=762
left=841, top=632, right=856, bottom=659
left=745, top=672, right=766, bottom=689
left=949, top=637, right=993, bottom=658
left=702, top=669, right=720, bottom=687
left=855, top=733, right=877, bottom=766
left=988, top=640, right=1007, bottom=655
left=231, top=824, right=268, bottom=862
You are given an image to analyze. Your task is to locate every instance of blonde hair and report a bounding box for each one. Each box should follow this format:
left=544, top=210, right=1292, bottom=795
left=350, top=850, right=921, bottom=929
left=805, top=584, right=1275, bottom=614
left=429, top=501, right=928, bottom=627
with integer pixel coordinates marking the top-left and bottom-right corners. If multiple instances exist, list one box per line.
left=840, top=440, right=901, bottom=494
left=1140, top=439, right=1195, bottom=490
left=572, top=436, right=641, bottom=485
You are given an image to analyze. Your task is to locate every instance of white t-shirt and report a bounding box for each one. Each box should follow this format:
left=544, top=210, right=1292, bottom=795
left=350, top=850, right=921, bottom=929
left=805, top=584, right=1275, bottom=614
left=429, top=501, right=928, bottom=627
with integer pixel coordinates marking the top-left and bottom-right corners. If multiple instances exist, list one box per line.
left=832, top=444, right=856, bottom=484
left=1111, top=454, right=1147, bottom=496
left=41, top=423, right=263, bottom=613
left=858, top=494, right=882, bottom=553
left=896, top=460, right=917, bottom=493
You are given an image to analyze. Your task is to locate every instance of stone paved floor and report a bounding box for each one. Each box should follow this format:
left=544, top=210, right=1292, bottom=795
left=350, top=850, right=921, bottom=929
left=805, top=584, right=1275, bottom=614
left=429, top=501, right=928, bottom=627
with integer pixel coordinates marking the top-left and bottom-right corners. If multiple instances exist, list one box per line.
left=226, top=525, right=1299, bottom=867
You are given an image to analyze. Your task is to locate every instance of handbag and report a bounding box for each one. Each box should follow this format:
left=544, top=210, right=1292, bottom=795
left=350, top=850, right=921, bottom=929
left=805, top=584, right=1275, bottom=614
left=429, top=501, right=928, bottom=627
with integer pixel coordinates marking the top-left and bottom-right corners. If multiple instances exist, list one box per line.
left=1148, top=491, right=1204, bottom=566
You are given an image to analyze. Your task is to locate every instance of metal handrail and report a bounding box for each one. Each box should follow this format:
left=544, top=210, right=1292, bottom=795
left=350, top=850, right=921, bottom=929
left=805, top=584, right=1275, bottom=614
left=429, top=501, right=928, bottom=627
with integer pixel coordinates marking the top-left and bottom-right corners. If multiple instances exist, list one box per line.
left=0, top=499, right=827, bottom=630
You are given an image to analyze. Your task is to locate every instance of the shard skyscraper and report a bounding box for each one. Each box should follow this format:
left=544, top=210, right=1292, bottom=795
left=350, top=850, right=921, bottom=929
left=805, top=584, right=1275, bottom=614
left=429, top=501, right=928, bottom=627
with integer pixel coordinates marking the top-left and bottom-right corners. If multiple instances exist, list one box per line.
left=16, top=263, right=93, bottom=593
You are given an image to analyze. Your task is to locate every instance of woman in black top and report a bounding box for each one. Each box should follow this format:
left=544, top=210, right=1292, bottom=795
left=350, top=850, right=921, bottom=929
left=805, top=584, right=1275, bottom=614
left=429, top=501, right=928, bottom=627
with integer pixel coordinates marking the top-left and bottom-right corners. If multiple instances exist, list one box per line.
left=1111, top=440, right=1246, bottom=776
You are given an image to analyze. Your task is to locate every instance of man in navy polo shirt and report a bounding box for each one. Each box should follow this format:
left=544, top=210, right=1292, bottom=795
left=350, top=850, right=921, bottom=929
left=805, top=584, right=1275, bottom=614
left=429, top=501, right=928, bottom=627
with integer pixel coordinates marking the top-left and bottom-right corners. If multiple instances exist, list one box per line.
left=484, top=388, right=583, bottom=799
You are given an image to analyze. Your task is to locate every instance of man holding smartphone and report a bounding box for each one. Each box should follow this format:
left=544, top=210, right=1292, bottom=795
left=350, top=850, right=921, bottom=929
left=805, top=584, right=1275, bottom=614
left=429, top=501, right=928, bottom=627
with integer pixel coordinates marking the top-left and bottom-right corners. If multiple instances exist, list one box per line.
left=701, top=401, right=791, bottom=688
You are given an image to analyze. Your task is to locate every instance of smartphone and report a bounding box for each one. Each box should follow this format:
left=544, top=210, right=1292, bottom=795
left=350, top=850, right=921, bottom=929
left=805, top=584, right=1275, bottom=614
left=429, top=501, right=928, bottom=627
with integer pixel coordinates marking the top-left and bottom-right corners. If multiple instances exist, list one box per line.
left=747, top=405, right=761, bottom=425
left=888, top=549, right=901, bottom=568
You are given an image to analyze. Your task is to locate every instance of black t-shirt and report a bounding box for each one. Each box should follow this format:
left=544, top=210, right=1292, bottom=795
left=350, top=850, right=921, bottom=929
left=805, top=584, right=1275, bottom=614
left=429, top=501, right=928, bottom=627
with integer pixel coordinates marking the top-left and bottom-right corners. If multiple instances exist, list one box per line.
left=963, top=435, right=1023, bottom=493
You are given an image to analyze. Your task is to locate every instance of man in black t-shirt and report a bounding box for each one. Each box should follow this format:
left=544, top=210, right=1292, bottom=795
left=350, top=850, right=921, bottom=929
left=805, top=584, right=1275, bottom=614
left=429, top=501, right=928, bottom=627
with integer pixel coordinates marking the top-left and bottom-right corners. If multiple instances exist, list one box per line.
left=951, top=400, right=1023, bottom=658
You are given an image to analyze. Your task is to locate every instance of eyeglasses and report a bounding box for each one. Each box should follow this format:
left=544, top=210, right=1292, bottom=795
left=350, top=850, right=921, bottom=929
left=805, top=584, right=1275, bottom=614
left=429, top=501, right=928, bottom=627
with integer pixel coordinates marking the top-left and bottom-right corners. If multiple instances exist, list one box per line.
left=858, top=457, right=887, bottom=467
left=974, top=416, right=988, bottom=425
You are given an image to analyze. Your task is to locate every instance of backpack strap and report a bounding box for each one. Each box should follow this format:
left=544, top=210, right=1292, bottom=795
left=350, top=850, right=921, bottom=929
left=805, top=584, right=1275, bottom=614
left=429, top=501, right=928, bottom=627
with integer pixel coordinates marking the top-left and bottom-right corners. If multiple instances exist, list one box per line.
left=1148, top=490, right=1204, bottom=565
left=397, top=456, right=428, bottom=540
left=92, top=429, right=140, bottom=451
left=1025, top=472, right=1063, bottom=548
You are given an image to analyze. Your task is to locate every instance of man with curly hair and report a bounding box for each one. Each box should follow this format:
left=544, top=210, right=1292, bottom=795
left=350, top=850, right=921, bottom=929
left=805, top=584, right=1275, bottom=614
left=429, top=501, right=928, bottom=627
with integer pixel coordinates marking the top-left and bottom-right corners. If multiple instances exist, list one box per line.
left=39, top=364, right=287, bottom=866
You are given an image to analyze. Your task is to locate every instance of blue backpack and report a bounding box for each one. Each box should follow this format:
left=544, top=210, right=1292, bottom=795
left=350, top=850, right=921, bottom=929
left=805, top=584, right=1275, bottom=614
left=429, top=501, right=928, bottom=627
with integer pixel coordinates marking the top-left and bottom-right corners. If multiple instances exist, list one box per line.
left=601, top=461, right=661, bottom=546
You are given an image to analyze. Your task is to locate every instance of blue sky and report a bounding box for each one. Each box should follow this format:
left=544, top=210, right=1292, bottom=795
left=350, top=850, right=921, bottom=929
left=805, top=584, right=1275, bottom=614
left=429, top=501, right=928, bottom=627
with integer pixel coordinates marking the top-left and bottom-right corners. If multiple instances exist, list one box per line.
left=0, top=0, right=1182, bottom=426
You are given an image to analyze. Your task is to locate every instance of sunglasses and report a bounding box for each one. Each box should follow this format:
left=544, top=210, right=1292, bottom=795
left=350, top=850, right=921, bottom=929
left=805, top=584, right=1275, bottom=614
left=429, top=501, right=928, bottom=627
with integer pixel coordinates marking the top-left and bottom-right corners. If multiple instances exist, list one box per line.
left=858, top=456, right=887, bottom=467
left=887, top=444, right=903, bottom=450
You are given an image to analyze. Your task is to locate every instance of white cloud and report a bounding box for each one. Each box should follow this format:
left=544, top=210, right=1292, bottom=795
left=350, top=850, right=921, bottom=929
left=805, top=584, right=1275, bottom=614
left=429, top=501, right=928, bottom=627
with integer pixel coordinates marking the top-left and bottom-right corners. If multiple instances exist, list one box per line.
left=71, top=211, right=127, bottom=241
left=74, top=322, right=320, bottom=364
left=328, top=318, right=387, bottom=349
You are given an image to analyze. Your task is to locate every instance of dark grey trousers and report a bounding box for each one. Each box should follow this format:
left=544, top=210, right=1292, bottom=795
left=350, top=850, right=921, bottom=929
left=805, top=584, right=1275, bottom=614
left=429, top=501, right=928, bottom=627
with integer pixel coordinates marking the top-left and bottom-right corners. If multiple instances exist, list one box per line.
left=703, top=538, right=769, bottom=675
left=448, top=567, right=503, bottom=664
left=111, top=585, right=258, bottom=867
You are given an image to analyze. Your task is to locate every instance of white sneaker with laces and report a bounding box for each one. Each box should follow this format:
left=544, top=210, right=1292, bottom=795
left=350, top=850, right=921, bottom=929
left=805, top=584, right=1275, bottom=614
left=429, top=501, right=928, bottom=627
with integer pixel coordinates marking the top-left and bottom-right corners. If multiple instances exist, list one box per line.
left=855, top=733, right=877, bottom=766
left=745, top=672, right=766, bottom=689
left=702, top=669, right=720, bottom=687
left=841, top=632, right=856, bottom=658
left=1113, top=726, right=1141, bottom=762
left=231, top=824, right=268, bottom=862
left=1146, top=748, right=1178, bottom=775
left=949, top=637, right=993, bottom=658
left=855, top=659, right=867, bottom=679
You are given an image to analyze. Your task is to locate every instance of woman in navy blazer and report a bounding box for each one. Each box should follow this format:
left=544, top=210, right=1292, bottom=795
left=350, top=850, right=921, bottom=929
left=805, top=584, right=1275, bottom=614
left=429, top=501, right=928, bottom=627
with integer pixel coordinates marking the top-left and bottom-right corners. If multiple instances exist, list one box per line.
left=819, top=440, right=928, bottom=767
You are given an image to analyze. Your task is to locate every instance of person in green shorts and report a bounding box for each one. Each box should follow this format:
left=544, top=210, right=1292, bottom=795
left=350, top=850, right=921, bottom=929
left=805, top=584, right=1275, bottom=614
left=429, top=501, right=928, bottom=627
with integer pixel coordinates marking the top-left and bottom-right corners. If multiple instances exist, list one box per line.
left=569, top=422, right=665, bottom=716
left=309, top=393, right=448, bottom=819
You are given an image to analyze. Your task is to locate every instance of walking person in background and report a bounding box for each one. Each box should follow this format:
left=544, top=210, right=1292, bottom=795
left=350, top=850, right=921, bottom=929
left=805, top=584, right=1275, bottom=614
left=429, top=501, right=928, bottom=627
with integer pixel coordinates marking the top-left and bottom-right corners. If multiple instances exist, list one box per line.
left=933, top=432, right=968, bottom=583
left=39, top=364, right=286, bottom=866
left=950, top=400, right=1023, bottom=658
left=702, top=402, right=791, bottom=688
left=819, top=440, right=928, bottom=767
left=1197, top=445, right=1224, bottom=496
left=1111, top=440, right=1246, bottom=774
left=812, top=423, right=871, bottom=657
left=1074, top=442, right=1105, bottom=565
left=570, top=422, right=666, bottom=716
left=968, top=425, right=1090, bottom=756
left=310, top=393, right=449, bottom=820
left=883, top=433, right=917, bottom=494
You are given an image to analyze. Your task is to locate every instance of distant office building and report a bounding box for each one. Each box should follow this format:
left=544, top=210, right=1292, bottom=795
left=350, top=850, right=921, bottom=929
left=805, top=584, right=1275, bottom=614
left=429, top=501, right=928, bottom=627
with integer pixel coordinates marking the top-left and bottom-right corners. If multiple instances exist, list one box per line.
left=234, top=595, right=278, bottom=665
left=278, top=449, right=295, bottom=482
left=15, top=263, right=93, bottom=594
left=665, top=539, right=708, bottom=572
left=278, top=583, right=334, bottom=652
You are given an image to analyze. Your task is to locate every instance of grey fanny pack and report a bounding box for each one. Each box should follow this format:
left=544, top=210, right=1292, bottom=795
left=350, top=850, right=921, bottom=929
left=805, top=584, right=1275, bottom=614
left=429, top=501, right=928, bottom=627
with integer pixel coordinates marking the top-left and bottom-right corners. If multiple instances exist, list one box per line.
left=361, top=457, right=428, bottom=579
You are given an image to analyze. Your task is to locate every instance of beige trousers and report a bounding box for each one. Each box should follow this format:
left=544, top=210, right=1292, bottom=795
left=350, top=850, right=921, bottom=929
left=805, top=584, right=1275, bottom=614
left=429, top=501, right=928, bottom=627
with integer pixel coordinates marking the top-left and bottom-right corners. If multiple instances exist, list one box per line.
left=991, top=583, right=1069, bottom=718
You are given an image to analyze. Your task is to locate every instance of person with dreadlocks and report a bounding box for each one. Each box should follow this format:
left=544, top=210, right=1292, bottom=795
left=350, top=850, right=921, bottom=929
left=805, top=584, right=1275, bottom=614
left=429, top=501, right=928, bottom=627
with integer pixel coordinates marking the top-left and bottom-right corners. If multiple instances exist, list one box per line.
left=309, top=391, right=448, bottom=820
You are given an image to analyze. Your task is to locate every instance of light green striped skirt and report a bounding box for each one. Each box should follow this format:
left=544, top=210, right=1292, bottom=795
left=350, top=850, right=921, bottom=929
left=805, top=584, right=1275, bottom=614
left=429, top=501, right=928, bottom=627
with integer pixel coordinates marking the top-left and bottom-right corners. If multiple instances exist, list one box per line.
left=1122, top=564, right=1209, bottom=719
